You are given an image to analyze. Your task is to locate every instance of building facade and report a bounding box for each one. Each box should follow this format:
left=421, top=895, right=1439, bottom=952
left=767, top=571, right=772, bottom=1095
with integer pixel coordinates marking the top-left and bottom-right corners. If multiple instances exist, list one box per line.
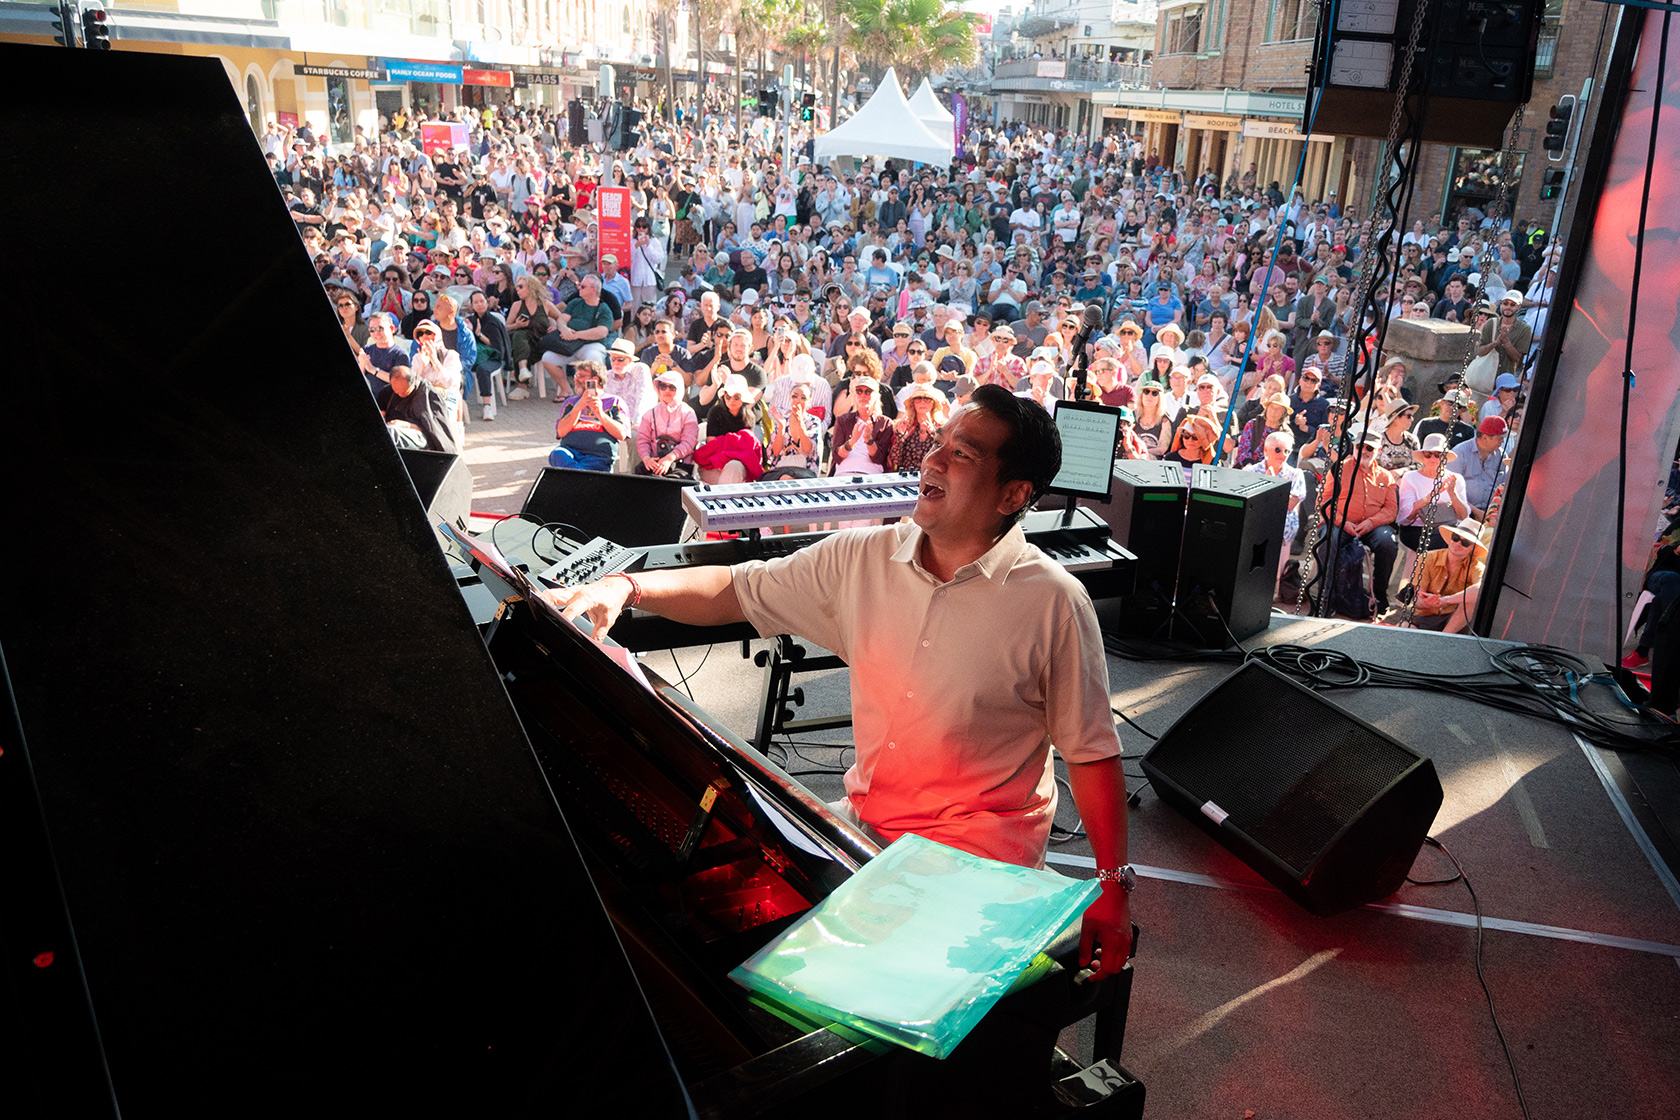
left=0, top=0, right=698, bottom=148
left=983, top=1, right=1156, bottom=133
left=1126, top=0, right=1599, bottom=242
left=963, top=0, right=1602, bottom=248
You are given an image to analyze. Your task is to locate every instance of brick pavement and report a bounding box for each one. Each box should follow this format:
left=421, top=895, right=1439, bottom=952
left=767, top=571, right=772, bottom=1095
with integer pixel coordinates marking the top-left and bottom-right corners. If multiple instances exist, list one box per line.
left=457, top=384, right=564, bottom=516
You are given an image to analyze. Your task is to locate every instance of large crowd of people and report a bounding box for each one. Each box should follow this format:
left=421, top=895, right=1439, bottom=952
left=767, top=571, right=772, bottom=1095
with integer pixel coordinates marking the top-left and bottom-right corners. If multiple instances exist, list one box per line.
left=269, top=91, right=1569, bottom=624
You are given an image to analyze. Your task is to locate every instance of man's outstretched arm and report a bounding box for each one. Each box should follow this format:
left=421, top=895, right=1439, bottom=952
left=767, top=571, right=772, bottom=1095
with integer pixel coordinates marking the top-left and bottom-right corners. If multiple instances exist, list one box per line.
left=547, top=566, right=746, bottom=639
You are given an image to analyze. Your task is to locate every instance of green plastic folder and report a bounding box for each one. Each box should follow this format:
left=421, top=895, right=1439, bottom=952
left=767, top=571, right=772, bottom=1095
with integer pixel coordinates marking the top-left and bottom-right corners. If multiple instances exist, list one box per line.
left=728, top=832, right=1099, bottom=1059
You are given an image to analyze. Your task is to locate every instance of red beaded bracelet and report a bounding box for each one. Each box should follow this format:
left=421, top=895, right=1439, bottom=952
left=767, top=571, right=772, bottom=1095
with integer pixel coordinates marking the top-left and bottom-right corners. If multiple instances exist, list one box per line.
left=614, top=572, right=643, bottom=609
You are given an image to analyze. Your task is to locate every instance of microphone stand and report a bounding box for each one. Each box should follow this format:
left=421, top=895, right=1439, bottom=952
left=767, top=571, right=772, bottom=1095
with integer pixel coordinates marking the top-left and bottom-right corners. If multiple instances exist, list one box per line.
left=1060, top=304, right=1107, bottom=526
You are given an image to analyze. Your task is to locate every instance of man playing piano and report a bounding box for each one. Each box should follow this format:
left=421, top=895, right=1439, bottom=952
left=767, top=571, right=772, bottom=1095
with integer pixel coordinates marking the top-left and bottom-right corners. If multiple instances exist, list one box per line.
left=551, top=385, right=1133, bottom=978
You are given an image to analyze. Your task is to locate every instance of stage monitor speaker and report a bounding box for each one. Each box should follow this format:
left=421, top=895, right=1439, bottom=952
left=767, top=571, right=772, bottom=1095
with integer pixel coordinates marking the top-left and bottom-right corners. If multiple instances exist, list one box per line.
left=1301, top=0, right=1539, bottom=147
left=1082, top=460, right=1186, bottom=638
left=1141, top=661, right=1444, bottom=916
left=521, top=467, right=688, bottom=547
left=1173, top=464, right=1288, bottom=646
left=397, top=447, right=473, bottom=547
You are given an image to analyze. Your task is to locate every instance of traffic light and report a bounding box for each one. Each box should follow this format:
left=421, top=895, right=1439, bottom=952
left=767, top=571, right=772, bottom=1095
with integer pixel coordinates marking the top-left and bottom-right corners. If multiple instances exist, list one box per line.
left=757, top=87, right=778, bottom=117
left=615, top=106, right=644, bottom=150
left=50, top=1, right=76, bottom=47
left=81, top=2, right=111, bottom=49
left=1541, top=168, right=1567, bottom=201
left=800, top=92, right=815, bottom=122
left=1544, top=95, right=1574, bottom=162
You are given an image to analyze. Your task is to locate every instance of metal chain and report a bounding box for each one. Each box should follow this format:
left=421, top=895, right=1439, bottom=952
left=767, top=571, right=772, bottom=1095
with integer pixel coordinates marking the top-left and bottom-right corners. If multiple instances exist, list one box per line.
left=1295, top=461, right=1325, bottom=612
left=1301, top=0, right=1430, bottom=617
left=1346, top=0, right=1433, bottom=347
left=1395, top=101, right=1530, bottom=625
left=1397, top=467, right=1449, bottom=627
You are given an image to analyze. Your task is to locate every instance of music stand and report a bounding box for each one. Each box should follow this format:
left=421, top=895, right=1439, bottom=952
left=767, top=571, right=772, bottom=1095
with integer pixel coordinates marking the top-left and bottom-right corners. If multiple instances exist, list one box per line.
left=1046, top=399, right=1125, bottom=522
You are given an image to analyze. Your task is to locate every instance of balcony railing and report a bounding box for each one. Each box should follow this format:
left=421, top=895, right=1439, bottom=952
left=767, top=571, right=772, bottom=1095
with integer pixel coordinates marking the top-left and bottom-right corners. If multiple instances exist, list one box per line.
left=992, top=57, right=1152, bottom=87
left=1014, top=4, right=1082, bottom=37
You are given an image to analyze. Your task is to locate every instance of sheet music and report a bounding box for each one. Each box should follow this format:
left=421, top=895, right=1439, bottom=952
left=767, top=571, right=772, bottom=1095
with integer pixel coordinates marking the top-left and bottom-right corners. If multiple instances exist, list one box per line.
left=1050, top=405, right=1120, bottom=498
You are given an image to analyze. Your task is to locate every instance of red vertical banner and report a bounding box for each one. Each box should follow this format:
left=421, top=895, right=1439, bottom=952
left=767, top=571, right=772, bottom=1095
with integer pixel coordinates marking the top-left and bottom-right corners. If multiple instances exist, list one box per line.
left=596, top=186, right=633, bottom=274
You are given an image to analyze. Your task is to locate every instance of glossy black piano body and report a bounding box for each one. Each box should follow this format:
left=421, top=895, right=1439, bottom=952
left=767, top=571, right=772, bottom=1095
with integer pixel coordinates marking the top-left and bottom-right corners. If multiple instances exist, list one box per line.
left=485, top=597, right=1145, bottom=1119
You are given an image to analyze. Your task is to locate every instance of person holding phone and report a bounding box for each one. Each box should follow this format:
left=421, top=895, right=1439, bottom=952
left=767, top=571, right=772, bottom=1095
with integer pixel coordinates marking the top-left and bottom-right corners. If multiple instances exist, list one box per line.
left=550, top=361, right=628, bottom=472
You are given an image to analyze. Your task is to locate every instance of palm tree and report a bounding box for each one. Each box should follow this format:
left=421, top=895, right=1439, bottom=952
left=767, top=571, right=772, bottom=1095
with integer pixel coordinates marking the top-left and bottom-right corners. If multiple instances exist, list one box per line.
left=779, top=4, right=830, bottom=117
left=651, top=0, right=681, bottom=122
left=689, top=0, right=734, bottom=130
left=915, top=7, right=981, bottom=84
left=839, top=0, right=979, bottom=88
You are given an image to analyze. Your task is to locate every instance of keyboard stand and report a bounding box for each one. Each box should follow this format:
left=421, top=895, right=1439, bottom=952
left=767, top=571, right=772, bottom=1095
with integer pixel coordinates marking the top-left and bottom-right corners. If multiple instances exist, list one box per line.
left=751, top=635, right=853, bottom=755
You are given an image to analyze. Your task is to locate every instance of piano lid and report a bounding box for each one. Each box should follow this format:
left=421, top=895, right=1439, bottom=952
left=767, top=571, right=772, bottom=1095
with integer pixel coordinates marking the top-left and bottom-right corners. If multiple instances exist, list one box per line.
left=0, top=43, right=691, bottom=1119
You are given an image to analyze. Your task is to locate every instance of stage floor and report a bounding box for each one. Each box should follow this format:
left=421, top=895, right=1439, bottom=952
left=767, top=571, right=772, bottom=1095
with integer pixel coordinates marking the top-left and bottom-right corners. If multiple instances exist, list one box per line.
left=637, top=614, right=1680, bottom=1120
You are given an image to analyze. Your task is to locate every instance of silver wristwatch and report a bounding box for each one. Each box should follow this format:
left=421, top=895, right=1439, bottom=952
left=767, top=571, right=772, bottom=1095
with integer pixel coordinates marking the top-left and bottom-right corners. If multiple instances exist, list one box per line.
left=1095, top=865, right=1136, bottom=893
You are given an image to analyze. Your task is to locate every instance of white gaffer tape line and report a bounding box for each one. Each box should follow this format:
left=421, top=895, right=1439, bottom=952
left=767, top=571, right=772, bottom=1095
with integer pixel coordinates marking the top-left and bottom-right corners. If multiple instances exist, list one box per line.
left=1574, top=733, right=1680, bottom=913
left=1043, top=852, right=1680, bottom=959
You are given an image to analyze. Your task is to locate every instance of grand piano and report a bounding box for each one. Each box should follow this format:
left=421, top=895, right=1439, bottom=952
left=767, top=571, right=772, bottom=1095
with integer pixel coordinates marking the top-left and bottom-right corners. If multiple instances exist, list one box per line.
left=484, top=594, right=1144, bottom=1118
left=0, top=43, right=1141, bottom=1119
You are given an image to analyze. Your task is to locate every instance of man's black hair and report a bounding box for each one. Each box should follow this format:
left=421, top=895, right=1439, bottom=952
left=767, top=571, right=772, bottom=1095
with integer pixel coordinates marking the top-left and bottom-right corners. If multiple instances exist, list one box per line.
left=967, top=384, right=1062, bottom=530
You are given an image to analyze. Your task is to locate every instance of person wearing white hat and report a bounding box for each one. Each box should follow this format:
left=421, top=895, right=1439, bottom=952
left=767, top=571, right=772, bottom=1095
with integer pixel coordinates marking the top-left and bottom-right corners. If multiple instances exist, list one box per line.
left=602, top=336, right=657, bottom=426
left=1476, top=290, right=1533, bottom=378
left=1153, top=319, right=1187, bottom=360
left=1397, top=433, right=1469, bottom=552
left=635, top=370, right=699, bottom=477
left=1016, top=359, right=1061, bottom=415
left=697, top=372, right=763, bottom=485
left=1393, top=518, right=1486, bottom=632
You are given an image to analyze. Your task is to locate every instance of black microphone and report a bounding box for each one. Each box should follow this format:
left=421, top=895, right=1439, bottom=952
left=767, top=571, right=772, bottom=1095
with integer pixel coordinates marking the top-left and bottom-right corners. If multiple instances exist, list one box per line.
left=1069, top=302, right=1106, bottom=400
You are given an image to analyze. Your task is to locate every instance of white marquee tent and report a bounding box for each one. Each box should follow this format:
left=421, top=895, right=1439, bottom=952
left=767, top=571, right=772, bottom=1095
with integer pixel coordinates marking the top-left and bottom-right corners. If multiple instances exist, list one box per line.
left=812, top=68, right=952, bottom=166
left=908, top=78, right=954, bottom=149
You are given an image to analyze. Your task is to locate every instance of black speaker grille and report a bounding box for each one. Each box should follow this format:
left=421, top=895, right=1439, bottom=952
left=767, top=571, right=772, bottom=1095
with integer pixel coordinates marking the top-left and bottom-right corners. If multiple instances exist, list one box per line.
left=1146, top=664, right=1421, bottom=874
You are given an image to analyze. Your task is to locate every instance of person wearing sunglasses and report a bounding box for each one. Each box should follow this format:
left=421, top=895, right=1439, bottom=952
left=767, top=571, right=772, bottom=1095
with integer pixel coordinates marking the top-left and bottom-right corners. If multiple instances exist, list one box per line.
left=355, top=312, right=410, bottom=397
left=1393, top=518, right=1486, bottom=632
left=548, top=384, right=1133, bottom=982
left=831, top=375, right=894, bottom=477
left=331, top=288, right=368, bottom=348
left=1247, top=428, right=1308, bottom=596
left=1397, top=432, right=1468, bottom=556
left=1164, top=413, right=1217, bottom=480
left=368, top=267, right=410, bottom=323
left=695, top=373, right=765, bottom=485
left=1320, top=428, right=1402, bottom=616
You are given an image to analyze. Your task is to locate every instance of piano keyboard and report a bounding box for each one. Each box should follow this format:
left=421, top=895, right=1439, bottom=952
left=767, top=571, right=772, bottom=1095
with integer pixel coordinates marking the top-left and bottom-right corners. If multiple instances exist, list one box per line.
left=1035, top=538, right=1131, bottom=573
left=681, top=472, right=923, bottom=533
